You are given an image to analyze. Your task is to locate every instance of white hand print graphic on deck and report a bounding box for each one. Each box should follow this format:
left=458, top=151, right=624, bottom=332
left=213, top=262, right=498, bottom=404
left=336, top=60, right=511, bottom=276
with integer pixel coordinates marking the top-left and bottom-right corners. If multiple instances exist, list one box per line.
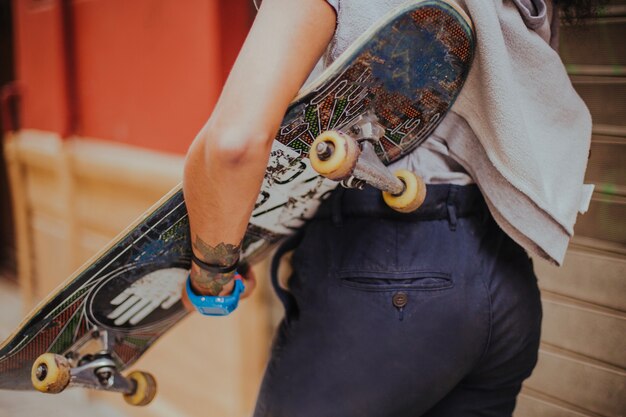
left=107, top=268, right=188, bottom=326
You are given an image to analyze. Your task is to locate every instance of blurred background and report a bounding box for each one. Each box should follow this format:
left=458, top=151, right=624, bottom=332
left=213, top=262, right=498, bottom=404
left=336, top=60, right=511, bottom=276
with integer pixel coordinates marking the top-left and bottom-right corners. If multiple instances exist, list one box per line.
left=0, top=0, right=624, bottom=416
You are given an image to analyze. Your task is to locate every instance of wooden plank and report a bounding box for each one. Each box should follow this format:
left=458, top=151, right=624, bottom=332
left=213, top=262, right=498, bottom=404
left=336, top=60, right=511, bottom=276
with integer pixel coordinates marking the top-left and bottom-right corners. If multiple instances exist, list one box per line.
left=29, top=211, right=72, bottom=300
left=3, top=134, right=36, bottom=310
left=571, top=76, right=626, bottom=127
left=593, top=124, right=626, bottom=137
left=561, top=17, right=626, bottom=67
left=515, top=389, right=604, bottom=417
left=570, top=236, right=626, bottom=258
left=16, top=131, right=65, bottom=218
left=74, top=178, right=167, bottom=236
left=541, top=292, right=626, bottom=368
left=534, top=249, right=626, bottom=312
left=601, top=5, right=626, bottom=16
left=525, top=345, right=626, bottom=417
left=9, top=131, right=80, bottom=303
left=60, top=140, right=81, bottom=272
left=68, top=138, right=183, bottom=192
left=70, top=138, right=184, bottom=235
left=574, top=194, right=626, bottom=246
left=567, top=64, right=626, bottom=77
left=23, top=163, right=65, bottom=217
left=586, top=137, right=626, bottom=195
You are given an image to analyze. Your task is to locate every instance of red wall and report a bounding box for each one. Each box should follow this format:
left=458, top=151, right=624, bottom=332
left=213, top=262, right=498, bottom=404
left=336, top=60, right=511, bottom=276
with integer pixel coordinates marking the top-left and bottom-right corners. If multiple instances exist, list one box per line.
left=13, top=0, right=70, bottom=135
left=12, top=0, right=254, bottom=154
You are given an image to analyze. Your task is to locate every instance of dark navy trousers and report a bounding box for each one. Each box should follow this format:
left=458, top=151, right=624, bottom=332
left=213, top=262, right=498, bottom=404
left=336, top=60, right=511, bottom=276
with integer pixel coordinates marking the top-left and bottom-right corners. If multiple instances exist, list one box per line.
left=254, top=184, right=542, bottom=417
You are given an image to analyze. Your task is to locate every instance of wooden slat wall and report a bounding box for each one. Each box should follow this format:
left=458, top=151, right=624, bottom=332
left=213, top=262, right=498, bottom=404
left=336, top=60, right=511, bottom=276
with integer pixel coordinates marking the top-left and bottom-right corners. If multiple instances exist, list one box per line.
left=514, top=5, right=626, bottom=417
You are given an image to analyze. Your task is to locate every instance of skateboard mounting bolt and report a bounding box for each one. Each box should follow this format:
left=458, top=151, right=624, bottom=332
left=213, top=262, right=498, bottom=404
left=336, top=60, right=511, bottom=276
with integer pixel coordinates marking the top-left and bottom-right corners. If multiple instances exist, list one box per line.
left=96, top=367, right=115, bottom=386
left=350, top=125, right=361, bottom=135
left=391, top=178, right=407, bottom=197
left=35, top=364, right=48, bottom=381
left=315, top=141, right=335, bottom=161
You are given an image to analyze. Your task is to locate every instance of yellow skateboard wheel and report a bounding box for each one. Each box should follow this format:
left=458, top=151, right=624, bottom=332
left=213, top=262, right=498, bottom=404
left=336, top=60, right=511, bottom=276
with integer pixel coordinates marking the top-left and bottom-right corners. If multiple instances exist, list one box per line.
left=124, top=370, right=158, bottom=406
left=383, top=170, right=426, bottom=213
left=31, top=353, right=71, bottom=393
left=310, top=130, right=359, bottom=180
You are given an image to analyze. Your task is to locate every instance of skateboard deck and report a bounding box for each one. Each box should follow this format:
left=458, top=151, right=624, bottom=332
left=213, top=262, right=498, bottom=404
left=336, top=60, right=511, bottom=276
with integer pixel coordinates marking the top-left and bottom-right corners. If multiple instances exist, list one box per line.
left=0, top=0, right=474, bottom=399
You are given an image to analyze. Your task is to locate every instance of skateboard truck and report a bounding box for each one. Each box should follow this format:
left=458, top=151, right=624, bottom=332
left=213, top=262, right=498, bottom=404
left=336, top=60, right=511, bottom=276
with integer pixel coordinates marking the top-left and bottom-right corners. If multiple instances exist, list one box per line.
left=310, top=111, right=426, bottom=212
left=31, top=329, right=157, bottom=406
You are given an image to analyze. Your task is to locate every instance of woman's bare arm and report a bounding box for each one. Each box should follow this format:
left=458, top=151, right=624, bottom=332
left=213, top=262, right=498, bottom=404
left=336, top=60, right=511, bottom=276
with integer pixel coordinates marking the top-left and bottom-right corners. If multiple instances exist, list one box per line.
left=183, top=0, right=335, bottom=295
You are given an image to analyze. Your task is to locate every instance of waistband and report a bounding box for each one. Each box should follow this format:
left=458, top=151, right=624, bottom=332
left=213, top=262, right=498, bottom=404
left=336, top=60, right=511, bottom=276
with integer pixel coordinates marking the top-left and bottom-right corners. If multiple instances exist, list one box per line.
left=314, top=184, right=486, bottom=224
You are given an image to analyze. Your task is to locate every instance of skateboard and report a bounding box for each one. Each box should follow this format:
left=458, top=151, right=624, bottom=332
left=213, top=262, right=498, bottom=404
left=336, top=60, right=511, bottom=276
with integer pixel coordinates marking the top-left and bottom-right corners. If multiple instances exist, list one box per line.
left=0, top=0, right=474, bottom=405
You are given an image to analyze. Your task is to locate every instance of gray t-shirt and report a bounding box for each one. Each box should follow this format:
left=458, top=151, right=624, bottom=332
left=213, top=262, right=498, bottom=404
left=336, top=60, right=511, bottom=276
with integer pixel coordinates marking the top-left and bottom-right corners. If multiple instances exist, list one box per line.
left=318, top=0, right=555, bottom=185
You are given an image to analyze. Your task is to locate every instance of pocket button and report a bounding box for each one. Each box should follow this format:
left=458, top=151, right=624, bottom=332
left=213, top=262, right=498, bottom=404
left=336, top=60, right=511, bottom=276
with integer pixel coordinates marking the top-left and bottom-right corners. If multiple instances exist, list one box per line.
left=392, top=292, right=408, bottom=308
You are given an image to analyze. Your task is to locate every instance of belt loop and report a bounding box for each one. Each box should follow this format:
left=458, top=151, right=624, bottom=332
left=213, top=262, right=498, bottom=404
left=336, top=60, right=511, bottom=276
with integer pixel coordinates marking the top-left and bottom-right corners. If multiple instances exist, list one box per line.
left=446, top=186, right=458, bottom=231
left=331, top=187, right=345, bottom=227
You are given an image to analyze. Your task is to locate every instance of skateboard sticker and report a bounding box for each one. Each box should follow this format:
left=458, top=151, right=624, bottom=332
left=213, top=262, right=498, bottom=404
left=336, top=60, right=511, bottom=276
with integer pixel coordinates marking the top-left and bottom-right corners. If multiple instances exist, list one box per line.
left=251, top=141, right=335, bottom=235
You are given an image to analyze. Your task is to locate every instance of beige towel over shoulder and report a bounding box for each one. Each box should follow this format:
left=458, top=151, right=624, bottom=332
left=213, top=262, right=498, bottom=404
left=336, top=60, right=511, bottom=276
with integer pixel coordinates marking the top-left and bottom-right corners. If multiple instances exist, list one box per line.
left=310, top=0, right=594, bottom=264
left=438, top=0, right=593, bottom=264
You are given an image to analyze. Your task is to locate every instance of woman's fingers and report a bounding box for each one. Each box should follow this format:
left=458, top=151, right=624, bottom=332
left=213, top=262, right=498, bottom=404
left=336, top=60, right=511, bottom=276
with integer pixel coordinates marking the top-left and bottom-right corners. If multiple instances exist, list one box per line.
left=240, top=268, right=257, bottom=300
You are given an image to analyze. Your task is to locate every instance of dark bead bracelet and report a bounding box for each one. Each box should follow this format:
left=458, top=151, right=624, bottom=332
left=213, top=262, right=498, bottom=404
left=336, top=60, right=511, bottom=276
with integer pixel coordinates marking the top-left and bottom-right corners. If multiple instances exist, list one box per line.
left=190, top=250, right=239, bottom=274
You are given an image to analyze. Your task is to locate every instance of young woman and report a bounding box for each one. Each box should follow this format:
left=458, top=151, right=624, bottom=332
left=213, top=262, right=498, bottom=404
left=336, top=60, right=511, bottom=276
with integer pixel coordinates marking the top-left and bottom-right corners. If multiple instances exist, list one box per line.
left=183, top=1, right=604, bottom=415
